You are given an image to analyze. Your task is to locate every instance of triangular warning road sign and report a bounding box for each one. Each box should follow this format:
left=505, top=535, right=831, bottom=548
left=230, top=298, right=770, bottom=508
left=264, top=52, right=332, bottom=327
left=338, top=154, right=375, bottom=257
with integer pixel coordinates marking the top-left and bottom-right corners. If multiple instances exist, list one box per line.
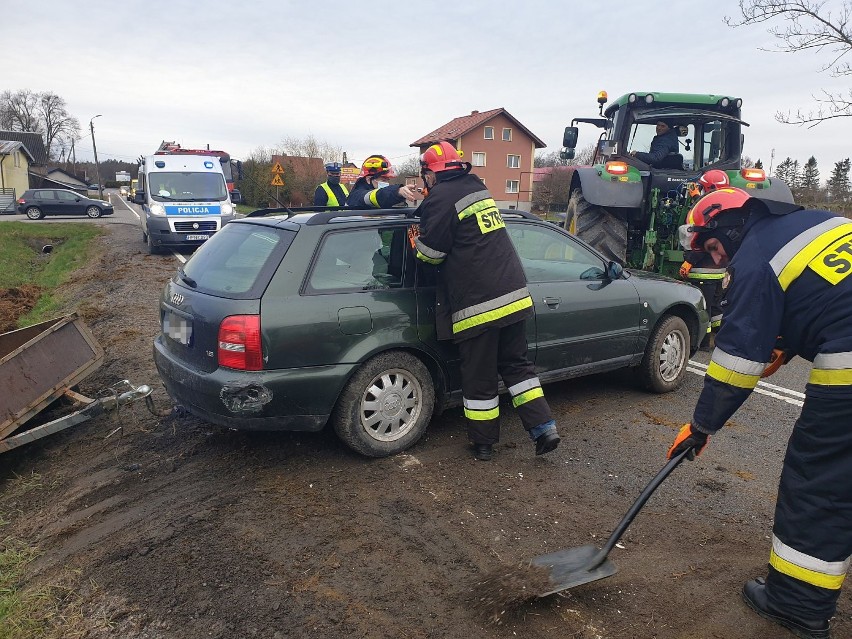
left=271, top=174, right=284, bottom=186
left=271, top=162, right=285, bottom=174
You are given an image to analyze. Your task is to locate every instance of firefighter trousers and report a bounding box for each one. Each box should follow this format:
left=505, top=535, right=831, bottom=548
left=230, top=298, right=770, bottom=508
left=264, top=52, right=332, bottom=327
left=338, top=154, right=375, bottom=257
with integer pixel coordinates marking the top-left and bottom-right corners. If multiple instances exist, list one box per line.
left=457, top=320, right=553, bottom=445
left=765, top=388, right=852, bottom=621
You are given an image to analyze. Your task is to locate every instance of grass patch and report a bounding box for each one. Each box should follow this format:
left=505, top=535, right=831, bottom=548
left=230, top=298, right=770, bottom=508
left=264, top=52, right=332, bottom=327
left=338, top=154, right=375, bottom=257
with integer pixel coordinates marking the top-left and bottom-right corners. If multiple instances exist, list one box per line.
left=0, top=222, right=103, bottom=328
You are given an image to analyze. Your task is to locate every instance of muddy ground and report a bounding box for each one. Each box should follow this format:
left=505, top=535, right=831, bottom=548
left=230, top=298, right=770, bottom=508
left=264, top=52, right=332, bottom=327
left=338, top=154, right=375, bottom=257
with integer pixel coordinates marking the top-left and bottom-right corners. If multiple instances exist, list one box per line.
left=1, top=220, right=847, bottom=638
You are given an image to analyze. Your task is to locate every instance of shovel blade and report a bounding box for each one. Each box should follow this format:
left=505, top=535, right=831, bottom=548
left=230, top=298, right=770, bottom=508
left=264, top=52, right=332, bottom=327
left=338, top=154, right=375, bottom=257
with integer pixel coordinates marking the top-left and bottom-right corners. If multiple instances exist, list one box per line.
left=532, top=544, right=618, bottom=596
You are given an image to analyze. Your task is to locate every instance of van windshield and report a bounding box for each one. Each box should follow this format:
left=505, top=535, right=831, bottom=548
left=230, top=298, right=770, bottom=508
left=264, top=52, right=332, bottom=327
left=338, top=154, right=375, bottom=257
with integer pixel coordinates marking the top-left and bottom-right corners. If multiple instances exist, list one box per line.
left=149, top=171, right=228, bottom=202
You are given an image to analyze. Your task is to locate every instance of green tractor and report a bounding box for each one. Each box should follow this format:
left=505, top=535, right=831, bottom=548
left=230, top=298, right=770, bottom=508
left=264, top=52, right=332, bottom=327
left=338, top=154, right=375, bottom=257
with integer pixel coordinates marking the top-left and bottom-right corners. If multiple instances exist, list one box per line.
left=559, top=91, right=794, bottom=277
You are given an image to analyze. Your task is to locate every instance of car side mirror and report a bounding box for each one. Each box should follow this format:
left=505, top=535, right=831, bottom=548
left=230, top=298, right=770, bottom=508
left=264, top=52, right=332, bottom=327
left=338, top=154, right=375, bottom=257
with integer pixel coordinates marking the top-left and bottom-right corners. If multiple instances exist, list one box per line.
left=133, top=191, right=145, bottom=204
left=606, top=261, right=623, bottom=279
left=560, top=148, right=575, bottom=161
left=563, top=126, right=579, bottom=148
left=234, top=160, right=243, bottom=180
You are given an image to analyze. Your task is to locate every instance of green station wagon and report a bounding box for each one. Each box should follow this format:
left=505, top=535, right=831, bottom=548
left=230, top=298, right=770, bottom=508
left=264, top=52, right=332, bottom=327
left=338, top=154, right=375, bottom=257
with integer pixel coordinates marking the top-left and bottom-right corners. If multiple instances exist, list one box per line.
left=153, top=207, right=709, bottom=457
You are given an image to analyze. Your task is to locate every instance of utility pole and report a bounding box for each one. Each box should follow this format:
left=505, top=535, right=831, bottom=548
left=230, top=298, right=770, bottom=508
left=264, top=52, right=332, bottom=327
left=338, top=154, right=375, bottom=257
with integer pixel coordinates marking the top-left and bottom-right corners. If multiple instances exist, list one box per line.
left=769, top=148, right=776, bottom=176
left=90, top=115, right=103, bottom=200
left=71, top=138, right=76, bottom=176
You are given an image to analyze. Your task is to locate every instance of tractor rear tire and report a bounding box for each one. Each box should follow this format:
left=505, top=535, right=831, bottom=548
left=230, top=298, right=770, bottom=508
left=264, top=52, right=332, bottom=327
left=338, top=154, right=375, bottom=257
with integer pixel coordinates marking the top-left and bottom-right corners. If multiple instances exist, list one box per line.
left=565, top=189, right=628, bottom=263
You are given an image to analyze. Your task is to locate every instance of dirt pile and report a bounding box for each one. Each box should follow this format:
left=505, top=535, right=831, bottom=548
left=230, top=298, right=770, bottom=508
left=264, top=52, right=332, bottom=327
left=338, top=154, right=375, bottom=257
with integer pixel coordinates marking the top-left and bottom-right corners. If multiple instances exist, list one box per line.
left=0, top=284, right=42, bottom=333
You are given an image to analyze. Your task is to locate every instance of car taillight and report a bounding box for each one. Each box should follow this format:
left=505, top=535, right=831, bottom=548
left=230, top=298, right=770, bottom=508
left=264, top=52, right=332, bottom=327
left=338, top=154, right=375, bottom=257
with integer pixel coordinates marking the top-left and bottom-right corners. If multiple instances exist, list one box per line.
left=605, top=161, right=629, bottom=175
left=218, top=315, right=262, bottom=370
left=17, top=197, right=25, bottom=204
left=741, top=168, right=766, bottom=181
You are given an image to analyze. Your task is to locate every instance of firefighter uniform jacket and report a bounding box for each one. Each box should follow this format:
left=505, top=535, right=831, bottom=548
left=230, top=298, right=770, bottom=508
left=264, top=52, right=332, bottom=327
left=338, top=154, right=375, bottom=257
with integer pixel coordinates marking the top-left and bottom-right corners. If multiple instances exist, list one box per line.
left=414, top=169, right=532, bottom=343
left=692, top=202, right=852, bottom=434
left=346, top=177, right=407, bottom=210
left=313, top=180, right=349, bottom=207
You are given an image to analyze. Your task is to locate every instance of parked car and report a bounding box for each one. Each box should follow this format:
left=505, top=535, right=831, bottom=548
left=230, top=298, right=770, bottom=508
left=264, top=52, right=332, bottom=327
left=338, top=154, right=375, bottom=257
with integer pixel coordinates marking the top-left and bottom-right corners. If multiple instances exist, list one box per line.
left=153, top=207, right=709, bottom=457
left=16, top=189, right=114, bottom=220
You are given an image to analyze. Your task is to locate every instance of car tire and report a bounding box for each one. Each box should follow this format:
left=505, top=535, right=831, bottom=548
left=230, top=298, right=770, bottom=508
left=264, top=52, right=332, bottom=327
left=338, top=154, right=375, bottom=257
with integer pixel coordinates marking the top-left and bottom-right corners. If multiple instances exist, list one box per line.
left=25, top=206, right=44, bottom=220
left=86, top=205, right=102, bottom=218
left=331, top=351, right=435, bottom=457
left=639, top=315, right=690, bottom=393
left=565, top=189, right=628, bottom=263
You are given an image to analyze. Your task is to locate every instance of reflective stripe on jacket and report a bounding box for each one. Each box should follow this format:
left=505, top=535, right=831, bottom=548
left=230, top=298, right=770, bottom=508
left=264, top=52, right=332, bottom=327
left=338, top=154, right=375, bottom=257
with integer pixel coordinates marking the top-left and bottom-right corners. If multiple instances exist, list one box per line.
left=415, top=170, right=532, bottom=342
left=693, top=205, right=852, bottom=432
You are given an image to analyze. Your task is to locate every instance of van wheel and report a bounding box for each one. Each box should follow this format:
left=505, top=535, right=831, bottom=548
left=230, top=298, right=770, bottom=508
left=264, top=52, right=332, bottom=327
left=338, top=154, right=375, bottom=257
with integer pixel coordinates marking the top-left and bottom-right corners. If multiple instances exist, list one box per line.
left=25, top=206, right=44, bottom=220
left=638, top=315, right=690, bottom=393
left=86, top=205, right=102, bottom=218
left=147, top=231, right=160, bottom=255
left=331, top=351, right=435, bottom=457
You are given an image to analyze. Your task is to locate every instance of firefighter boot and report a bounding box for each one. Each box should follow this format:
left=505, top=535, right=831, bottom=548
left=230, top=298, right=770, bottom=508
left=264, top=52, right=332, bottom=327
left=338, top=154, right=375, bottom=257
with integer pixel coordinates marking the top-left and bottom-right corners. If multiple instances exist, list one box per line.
left=742, top=577, right=830, bottom=639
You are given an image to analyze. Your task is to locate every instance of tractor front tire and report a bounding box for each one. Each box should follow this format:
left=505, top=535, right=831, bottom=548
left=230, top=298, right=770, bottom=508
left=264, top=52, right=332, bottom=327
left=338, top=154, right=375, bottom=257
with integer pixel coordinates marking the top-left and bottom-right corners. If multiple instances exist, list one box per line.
left=565, top=189, right=628, bottom=263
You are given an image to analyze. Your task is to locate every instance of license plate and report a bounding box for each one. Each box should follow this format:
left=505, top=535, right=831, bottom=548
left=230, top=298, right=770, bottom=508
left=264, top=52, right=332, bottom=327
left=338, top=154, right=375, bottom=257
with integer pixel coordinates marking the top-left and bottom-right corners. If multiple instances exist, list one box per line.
left=163, top=311, right=192, bottom=345
left=186, top=234, right=210, bottom=241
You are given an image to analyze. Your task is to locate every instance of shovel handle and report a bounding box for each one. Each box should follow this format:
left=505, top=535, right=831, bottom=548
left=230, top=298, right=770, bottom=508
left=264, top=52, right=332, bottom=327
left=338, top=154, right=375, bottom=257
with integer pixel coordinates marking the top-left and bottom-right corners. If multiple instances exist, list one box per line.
left=589, top=447, right=694, bottom=568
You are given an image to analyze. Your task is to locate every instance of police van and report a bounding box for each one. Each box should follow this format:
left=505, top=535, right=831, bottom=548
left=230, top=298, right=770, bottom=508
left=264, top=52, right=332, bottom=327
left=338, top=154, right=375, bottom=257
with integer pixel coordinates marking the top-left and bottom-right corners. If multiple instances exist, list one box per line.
left=134, top=154, right=235, bottom=254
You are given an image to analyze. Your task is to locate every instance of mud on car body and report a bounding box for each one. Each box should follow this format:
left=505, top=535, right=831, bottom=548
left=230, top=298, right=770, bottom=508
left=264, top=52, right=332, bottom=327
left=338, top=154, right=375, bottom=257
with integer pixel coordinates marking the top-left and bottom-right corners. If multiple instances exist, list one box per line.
left=153, top=207, right=709, bottom=457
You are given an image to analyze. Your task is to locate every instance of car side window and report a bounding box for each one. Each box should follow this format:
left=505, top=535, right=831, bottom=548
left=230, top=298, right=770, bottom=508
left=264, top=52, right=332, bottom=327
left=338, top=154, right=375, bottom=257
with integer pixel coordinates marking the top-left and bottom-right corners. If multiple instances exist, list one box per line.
left=507, top=223, right=606, bottom=282
left=56, top=191, right=76, bottom=201
left=35, top=190, right=56, bottom=200
left=307, top=227, right=408, bottom=293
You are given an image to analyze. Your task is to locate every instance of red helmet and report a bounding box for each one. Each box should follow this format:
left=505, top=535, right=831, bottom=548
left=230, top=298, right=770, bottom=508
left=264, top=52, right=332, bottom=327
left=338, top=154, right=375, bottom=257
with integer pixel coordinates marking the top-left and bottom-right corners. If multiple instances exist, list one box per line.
left=419, top=141, right=465, bottom=173
left=679, top=187, right=751, bottom=251
left=698, top=169, right=730, bottom=193
left=359, top=154, right=396, bottom=178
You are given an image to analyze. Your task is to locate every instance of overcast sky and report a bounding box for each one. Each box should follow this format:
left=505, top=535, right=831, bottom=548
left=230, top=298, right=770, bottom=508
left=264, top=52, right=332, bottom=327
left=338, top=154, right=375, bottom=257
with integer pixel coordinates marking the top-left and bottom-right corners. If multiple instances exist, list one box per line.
left=5, top=0, right=851, bottom=177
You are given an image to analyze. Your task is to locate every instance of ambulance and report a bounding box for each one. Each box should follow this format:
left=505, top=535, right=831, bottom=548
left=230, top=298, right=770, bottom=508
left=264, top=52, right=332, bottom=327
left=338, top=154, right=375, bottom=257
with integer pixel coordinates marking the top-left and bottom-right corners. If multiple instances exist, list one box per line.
left=134, top=154, right=235, bottom=254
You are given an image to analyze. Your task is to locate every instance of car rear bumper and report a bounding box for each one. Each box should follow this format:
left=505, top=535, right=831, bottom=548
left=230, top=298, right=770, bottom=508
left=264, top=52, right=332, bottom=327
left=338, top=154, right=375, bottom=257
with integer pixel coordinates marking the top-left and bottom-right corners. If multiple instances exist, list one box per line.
left=153, top=335, right=354, bottom=432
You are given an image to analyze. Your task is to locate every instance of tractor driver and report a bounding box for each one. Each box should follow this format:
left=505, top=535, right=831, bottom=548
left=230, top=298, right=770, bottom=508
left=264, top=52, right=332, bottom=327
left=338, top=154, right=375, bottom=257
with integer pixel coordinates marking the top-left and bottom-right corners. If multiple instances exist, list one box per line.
left=630, top=120, right=680, bottom=168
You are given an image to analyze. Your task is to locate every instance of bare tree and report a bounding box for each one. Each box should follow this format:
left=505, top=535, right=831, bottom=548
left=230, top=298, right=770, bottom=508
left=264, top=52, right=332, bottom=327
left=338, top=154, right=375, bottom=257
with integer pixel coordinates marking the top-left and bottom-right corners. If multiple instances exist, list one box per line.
left=0, top=89, right=41, bottom=132
left=278, top=133, right=343, bottom=164
left=726, top=1, right=852, bottom=126
left=37, top=92, right=80, bottom=161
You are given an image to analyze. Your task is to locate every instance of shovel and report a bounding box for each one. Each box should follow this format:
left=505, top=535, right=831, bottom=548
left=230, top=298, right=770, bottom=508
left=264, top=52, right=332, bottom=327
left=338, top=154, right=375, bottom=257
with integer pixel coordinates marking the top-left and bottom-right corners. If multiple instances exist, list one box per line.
left=531, top=447, right=694, bottom=596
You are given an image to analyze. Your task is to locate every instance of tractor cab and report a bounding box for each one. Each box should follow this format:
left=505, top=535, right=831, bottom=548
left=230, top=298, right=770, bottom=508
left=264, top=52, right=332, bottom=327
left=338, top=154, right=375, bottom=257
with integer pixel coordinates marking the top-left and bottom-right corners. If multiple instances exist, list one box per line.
left=558, top=91, right=793, bottom=276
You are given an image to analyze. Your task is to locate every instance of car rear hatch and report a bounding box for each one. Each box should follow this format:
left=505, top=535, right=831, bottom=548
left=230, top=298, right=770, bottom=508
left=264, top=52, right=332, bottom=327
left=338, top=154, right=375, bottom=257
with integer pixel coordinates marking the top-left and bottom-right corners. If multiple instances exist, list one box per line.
left=159, top=220, right=297, bottom=373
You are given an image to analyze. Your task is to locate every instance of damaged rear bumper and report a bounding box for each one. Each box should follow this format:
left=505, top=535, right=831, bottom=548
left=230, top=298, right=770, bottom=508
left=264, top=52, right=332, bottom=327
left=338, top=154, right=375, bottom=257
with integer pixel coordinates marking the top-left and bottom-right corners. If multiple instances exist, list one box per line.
left=153, top=336, right=354, bottom=432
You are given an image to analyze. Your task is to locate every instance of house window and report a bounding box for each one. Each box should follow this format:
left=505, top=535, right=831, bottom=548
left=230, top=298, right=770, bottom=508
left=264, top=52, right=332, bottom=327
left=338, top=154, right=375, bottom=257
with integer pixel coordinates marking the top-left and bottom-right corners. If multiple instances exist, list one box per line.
left=507, top=154, right=520, bottom=169
left=484, top=126, right=494, bottom=140
left=506, top=180, right=519, bottom=194
left=502, top=128, right=512, bottom=141
left=472, top=152, right=486, bottom=167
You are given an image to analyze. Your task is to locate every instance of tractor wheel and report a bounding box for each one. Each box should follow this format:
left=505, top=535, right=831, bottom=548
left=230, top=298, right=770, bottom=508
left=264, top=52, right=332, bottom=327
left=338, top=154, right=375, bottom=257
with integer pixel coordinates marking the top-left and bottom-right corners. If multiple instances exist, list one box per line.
left=565, top=189, right=628, bottom=263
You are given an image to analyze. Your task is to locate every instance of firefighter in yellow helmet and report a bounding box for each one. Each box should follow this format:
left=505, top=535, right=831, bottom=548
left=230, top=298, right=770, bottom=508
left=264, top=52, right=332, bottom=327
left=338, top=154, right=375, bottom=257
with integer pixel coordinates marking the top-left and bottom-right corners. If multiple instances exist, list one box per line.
left=346, top=154, right=417, bottom=209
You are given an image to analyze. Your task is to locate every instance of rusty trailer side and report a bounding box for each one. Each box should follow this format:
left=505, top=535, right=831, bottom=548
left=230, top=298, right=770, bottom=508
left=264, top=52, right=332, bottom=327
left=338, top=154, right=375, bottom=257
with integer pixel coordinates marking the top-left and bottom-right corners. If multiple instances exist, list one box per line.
left=0, top=314, right=104, bottom=442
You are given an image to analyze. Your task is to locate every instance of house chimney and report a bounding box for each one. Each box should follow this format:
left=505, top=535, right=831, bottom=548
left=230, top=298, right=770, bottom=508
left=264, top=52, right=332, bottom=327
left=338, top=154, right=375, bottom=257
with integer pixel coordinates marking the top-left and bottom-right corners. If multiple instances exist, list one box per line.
left=471, top=110, right=479, bottom=115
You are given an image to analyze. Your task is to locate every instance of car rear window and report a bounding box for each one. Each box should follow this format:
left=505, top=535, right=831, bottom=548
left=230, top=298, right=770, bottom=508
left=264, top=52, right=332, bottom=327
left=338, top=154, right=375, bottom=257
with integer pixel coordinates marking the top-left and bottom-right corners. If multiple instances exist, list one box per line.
left=181, top=222, right=295, bottom=299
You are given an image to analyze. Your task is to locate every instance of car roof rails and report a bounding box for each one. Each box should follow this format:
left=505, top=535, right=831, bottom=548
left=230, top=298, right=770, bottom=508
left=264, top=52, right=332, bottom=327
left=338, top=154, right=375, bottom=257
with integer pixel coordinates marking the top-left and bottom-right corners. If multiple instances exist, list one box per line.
left=245, top=205, right=540, bottom=223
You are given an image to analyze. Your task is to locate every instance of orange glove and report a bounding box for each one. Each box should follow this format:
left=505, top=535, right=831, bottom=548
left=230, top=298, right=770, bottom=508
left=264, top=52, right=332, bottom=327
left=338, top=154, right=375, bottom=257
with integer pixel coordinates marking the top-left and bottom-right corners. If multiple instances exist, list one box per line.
left=667, top=423, right=709, bottom=461
left=761, top=348, right=786, bottom=378
left=679, top=261, right=693, bottom=278
left=407, top=224, right=421, bottom=249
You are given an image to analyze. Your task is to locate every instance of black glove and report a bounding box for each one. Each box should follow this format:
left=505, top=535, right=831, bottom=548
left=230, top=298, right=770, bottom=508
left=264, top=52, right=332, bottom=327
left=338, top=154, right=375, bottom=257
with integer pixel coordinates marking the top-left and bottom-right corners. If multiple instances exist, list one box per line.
left=667, top=423, right=709, bottom=461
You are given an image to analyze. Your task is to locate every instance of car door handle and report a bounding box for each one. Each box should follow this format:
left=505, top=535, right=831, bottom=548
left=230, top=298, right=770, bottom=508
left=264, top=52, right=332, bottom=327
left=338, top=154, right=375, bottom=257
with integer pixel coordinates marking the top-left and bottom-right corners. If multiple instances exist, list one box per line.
left=543, top=296, right=561, bottom=308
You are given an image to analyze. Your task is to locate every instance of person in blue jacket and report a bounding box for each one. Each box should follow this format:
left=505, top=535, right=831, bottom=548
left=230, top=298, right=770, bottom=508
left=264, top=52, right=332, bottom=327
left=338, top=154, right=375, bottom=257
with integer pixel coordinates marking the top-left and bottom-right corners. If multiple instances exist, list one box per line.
left=667, top=187, right=852, bottom=639
left=630, top=119, right=680, bottom=167
left=346, top=154, right=416, bottom=209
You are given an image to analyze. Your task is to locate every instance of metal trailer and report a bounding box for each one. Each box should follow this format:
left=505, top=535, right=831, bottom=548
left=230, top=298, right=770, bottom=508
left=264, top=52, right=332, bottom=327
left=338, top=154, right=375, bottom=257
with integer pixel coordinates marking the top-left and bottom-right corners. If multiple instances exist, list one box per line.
left=0, top=314, right=152, bottom=454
